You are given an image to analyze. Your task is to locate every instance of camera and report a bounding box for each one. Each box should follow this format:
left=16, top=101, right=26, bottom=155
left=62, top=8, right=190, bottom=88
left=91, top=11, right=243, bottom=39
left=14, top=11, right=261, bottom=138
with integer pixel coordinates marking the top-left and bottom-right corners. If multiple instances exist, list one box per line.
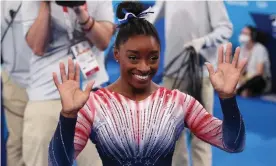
left=56, top=1, right=86, bottom=8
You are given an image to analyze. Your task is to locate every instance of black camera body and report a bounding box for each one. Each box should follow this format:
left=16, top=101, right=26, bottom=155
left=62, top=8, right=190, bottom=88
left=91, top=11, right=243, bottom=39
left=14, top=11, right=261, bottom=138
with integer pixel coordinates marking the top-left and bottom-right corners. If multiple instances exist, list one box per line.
left=56, top=1, right=86, bottom=8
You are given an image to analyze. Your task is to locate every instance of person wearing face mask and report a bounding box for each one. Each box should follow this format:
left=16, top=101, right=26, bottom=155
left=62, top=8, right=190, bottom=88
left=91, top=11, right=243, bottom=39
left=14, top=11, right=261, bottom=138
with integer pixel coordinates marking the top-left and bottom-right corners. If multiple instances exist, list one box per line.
left=237, top=25, right=272, bottom=97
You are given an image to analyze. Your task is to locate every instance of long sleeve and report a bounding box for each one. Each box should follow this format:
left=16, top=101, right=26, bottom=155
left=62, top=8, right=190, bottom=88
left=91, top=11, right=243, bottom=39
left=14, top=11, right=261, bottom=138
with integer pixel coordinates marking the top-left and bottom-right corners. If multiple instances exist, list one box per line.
left=48, top=96, right=96, bottom=166
left=183, top=94, right=245, bottom=153
left=202, top=1, right=233, bottom=48
left=48, top=114, right=77, bottom=166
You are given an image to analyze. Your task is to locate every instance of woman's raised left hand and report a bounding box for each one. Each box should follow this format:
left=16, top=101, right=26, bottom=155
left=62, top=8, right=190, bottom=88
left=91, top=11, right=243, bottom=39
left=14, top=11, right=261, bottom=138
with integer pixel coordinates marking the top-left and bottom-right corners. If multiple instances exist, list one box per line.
left=205, top=43, right=248, bottom=99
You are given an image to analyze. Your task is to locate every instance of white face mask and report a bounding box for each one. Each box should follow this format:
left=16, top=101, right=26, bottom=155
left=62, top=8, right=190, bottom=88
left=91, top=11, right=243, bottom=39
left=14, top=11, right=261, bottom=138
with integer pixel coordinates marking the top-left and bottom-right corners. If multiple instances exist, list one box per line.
left=238, top=34, right=250, bottom=45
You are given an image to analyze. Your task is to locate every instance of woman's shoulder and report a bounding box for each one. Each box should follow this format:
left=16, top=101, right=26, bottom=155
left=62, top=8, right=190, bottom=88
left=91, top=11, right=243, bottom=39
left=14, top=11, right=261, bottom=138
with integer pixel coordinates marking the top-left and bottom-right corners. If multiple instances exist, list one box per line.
left=158, top=86, right=185, bottom=93
left=94, top=86, right=186, bottom=99
left=158, top=87, right=198, bottom=109
left=91, top=88, right=110, bottom=98
left=253, top=42, right=269, bottom=54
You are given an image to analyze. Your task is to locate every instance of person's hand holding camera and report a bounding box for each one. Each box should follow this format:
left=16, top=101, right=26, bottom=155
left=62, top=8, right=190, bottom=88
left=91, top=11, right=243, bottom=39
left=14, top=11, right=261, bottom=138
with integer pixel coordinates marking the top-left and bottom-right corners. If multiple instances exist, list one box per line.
left=73, top=4, right=95, bottom=32
left=55, top=0, right=113, bottom=50
left=55, top=1, right=93, bottom=31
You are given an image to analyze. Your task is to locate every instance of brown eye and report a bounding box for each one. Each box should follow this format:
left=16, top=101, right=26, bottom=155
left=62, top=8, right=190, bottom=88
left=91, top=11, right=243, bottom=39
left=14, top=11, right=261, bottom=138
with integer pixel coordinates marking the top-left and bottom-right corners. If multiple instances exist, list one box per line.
left=150, top=56, right=159, bottom=61
left=128, top=55, right=138, bottom=61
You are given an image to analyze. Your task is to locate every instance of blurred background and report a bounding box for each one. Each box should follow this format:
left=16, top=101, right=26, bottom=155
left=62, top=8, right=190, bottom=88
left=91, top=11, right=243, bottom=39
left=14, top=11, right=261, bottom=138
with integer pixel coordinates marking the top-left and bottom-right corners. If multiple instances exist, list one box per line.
left=1, top=1, right=276, bottom=166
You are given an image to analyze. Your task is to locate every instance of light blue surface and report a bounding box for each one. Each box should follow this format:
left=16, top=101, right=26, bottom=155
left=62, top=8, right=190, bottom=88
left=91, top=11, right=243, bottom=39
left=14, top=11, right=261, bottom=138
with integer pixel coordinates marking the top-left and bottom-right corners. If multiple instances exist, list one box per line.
left=212, top=94, right=276, bottom=166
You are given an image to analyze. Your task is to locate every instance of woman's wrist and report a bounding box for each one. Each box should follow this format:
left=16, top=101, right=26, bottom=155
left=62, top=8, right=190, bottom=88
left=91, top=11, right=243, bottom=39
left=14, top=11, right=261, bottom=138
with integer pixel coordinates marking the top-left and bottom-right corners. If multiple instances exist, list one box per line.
left=61, top=110, right=78, bottom=118
left=218, top=93, right=235, bottom=99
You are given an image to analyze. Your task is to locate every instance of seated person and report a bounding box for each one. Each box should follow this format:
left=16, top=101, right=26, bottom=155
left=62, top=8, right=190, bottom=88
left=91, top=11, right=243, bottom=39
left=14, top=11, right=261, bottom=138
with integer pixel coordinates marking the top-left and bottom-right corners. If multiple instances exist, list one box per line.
left=237, top=25, right=271, bottom=97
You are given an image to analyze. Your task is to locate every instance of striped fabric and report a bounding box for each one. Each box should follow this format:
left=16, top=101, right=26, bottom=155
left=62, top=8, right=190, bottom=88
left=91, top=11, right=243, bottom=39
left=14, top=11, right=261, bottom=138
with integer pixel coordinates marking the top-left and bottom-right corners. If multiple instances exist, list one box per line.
left=49, top=87, right=245, bottom=166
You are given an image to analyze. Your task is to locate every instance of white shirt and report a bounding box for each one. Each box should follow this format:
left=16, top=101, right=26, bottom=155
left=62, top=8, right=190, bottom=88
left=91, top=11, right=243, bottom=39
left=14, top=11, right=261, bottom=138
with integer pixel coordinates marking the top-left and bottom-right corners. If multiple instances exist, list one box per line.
left=147, top=1, right=233, bottom=77
left=25, top=1, right=114, bottom=101
left=240, top=42, right=271, bottom=79
left=1, top=1, right=34, bottom=88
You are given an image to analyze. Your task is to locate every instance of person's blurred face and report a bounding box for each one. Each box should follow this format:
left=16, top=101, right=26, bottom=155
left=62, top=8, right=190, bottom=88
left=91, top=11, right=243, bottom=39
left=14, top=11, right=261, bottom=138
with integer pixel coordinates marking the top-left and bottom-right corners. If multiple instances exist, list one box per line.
left=239, top=27, right=252, bottom=45
left=114, top=35, right=160, bottom=90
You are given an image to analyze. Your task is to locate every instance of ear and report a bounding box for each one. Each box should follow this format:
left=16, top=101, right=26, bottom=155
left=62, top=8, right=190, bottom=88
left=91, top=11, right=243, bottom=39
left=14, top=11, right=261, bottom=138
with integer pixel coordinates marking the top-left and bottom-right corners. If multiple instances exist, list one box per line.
left=113, top=47, right=119, bottom=62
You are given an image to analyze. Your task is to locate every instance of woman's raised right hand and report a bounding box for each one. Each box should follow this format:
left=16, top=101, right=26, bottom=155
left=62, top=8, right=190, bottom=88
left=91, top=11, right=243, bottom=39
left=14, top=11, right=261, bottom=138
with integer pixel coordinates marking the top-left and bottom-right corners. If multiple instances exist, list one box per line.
left=52, top=58, right=94, bottom=118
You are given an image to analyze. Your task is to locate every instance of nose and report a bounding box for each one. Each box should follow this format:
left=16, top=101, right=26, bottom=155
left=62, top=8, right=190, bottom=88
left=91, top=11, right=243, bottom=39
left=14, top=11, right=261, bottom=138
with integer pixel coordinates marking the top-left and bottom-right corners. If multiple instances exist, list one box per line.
left=137, top=61, right=150, bottom=73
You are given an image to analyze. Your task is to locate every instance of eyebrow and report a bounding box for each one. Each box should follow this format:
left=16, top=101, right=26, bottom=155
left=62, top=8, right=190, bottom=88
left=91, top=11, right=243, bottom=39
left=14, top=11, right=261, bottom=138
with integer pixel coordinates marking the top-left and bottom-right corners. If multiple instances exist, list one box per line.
left=149, top=50, right=159, bottom=54
left=126, top=50, right=139, bottom=54
left=126, top=50, right=159, bottom=54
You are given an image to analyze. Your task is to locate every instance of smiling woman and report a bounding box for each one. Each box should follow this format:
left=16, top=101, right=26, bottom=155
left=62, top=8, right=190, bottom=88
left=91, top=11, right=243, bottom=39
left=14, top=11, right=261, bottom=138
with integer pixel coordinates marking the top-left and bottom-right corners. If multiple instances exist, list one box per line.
left=48, top=1, right=246, bottom=166
left=112, top=1, right=161, bottom=93
left=114, top=35, right=160, bottom=91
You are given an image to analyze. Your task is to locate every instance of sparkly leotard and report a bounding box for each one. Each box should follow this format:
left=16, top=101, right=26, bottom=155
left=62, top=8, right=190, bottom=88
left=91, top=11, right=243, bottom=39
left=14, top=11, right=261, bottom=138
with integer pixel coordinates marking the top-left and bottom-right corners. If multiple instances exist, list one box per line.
left=49, top=87, right=245, bottom=166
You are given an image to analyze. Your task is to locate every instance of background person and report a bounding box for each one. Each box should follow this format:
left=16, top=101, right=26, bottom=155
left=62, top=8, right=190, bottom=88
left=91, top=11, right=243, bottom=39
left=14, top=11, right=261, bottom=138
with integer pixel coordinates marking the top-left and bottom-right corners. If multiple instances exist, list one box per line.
left=22, top=1, right=114, bottom=166
left=237, top=25, right=272, bottom=97
left=1, top=1, right=30, bottom=165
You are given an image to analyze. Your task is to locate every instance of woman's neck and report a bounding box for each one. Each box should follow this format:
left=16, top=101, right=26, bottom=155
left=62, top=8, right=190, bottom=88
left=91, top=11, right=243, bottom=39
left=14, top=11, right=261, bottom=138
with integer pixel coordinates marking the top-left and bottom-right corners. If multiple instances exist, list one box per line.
left=246, top=41, right=254, bottom=50
left=111, top=77, right=158, bottom=101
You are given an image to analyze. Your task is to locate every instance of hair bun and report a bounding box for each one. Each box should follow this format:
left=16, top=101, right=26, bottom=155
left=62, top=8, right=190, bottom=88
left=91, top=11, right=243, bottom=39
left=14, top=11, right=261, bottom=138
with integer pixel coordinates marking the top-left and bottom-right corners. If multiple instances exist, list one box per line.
left=116, top=1, right=145, bottom=20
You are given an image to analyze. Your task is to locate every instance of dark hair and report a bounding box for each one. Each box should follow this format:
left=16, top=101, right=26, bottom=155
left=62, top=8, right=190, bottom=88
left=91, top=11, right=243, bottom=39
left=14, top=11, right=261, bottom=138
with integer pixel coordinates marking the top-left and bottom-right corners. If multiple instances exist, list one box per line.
left=245, top=25, right=269, bottom=44
left=245, top=25, right=257, bottom=42
left=114, top=1, right=160, bottom=48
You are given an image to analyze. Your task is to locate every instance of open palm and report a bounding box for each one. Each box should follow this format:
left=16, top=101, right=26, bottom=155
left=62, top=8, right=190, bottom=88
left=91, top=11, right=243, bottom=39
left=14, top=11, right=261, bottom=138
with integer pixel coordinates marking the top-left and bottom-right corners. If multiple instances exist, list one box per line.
left=205, top=43, right=247, bottom=98
left=52, top=58, right=94, bottom=116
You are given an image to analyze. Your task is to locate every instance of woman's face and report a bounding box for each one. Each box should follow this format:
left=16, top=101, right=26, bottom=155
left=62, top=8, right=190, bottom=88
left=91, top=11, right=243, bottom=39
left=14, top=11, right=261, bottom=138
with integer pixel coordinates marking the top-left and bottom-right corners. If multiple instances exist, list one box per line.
left=114, top=35, right=160, bottom=89
left=241, top=27, right=251, bottom=37
left=239, top=27, right=252, bottom=43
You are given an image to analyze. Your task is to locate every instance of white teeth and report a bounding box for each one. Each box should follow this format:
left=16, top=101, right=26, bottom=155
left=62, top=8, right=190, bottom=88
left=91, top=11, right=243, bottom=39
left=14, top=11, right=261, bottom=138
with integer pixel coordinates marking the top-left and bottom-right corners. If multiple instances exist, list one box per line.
left=134, top=74, right=149, bottom=80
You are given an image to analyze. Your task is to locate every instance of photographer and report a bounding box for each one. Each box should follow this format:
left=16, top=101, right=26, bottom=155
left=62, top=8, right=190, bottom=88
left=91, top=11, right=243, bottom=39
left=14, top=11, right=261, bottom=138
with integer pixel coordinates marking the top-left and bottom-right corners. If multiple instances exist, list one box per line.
left=22, top=1, right=114, bottom=166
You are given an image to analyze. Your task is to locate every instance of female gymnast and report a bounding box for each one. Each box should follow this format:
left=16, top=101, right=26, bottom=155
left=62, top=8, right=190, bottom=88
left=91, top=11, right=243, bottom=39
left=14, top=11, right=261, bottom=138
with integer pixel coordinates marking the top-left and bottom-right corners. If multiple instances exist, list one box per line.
left=48, top=1, right=247, bottom=166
